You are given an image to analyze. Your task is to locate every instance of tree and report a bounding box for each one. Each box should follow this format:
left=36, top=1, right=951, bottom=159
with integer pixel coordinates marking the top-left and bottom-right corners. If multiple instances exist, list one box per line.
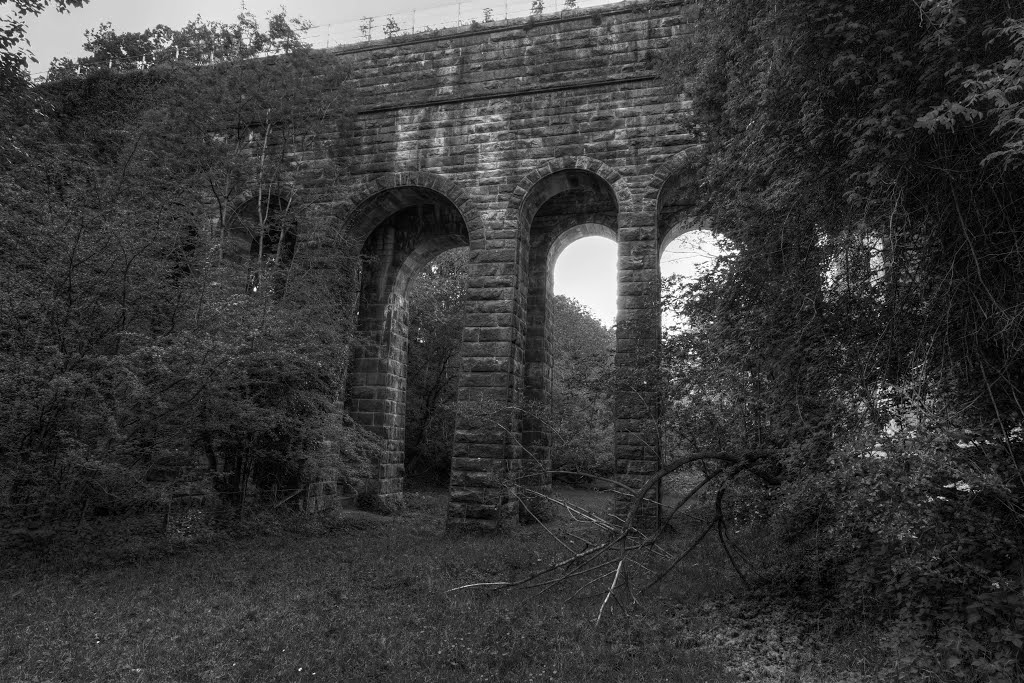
left=402, top=269, right=616, bottom=484
left=548, top=296, right=615, bottom=479
left=1, top=12, right=365, bottom=531
left=404, top=250, right=468, bottom=481
left=383, top=16, right=401, bottom=39
left=652, top=0, right=1024, bottom=676
left=0, top=0, right=88, bottom=87
left=45, top=8, right=312, bottom=80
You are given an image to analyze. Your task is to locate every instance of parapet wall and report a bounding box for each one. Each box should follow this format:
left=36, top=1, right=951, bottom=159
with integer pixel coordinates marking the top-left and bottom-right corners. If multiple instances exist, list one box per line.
left=333, top=0, right=698, bottom=184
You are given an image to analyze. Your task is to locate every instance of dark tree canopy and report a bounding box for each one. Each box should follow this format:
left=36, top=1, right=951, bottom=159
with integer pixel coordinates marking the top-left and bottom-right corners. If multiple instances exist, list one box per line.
left=1, top=0, right=88, bottom=87
left=656, top=0, right=1024, bottom=677
left=45, top=8, right=310, bottom=80
left=1, top=12, right=364, bottom=528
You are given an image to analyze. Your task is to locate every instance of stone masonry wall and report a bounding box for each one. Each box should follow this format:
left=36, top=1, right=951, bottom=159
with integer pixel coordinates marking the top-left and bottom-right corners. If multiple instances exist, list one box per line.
left=287, top=0, right=701, bottom=529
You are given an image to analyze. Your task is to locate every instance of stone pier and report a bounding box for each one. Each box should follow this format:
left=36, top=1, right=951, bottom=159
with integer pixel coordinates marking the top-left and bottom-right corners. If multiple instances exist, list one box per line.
left=256, top=0, right=706, bottom=529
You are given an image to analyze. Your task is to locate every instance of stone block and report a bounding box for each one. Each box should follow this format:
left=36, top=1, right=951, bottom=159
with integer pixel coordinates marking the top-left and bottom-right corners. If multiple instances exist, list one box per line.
left=472, top=287, right=515, bottom=301
left=453, top=427, right=505, bottom=444
left=451, top=454, right=504, bottom=470
left=464, top=313, right=512, bottom=328
left=378, top=463, right=405, bottom=479
left=448, top=487, right=505, bottom=508
left=461, top=356, right=509, bottom=373
left=616, top=305, right=660, bottom=322
left=451, top=468, right=511, bottom=489
left=473, top=300, right=515, bottom=314
left=462, top=326, right=516, bottom=343
left=456, top=385, right=509, bottom=403
left=614, top=459, right=660, bottom=476
left=617, top=269, right=660, bottom=284
left=617, top=253, right=659, bottom=271
left=463, top=341, right=514, bottom=357
left=617, top=281, right=659, bottom=298
left=474, top=248, right=518, bottom=263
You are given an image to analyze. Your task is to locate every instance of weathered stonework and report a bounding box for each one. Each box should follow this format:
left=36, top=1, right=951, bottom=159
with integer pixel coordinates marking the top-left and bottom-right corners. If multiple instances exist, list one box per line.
left=280, top=0, right=702, bottom=530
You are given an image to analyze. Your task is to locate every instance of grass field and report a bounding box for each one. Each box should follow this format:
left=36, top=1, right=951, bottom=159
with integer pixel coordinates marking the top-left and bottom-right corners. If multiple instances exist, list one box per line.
left=0, top=489, right=889, bottom=682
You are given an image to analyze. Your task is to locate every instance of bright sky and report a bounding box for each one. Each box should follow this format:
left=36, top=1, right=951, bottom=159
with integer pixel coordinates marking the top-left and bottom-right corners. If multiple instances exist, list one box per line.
left=555, top=233, right=720, bottom=328
left=24, top=0, right=615, bottom=71
left=25, top=0, right=703, bottom=328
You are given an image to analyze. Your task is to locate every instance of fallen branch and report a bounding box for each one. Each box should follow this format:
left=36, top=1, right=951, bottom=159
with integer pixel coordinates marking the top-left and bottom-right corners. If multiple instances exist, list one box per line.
left=597, top=558, right=624, bottom=625
left=446, top=581, right=511, bottom=593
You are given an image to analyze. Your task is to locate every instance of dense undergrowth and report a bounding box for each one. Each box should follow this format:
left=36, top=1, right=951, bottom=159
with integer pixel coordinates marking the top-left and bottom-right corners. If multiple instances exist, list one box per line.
left=1, top=17, right=371, bottom=541
left=654, top=1, right=1024, bottom=679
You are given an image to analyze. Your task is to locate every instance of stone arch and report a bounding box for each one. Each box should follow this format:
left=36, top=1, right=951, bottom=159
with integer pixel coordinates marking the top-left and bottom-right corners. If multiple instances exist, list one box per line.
left=502, top=161, right=626, bottom=520
left=646, top=145, right=705, bottom=251
left=653, top=148, right=724, bottom=276
left=355, top=197, right=470, bottom=306
left=339, top=171, right=482, bottom=248
left=553, top=143, right=705, bottom=525
left=224, top=192, right=299, bottom=262
left=549, top=221, right=618, bottom=264
left=659, top=216, right=714, bottom=260
left=393, top=234, right=468, bottom=298
left=221, top=192, right=301, bottom=296
left=341, top=172, right=473, bottom=511
left=507, top=156, right=632, bottom=229
left=646, top=144, right=704, bottom=208
left=225, top=187, right=299, bottom=222
left=444, top=160, right=629, bottom=530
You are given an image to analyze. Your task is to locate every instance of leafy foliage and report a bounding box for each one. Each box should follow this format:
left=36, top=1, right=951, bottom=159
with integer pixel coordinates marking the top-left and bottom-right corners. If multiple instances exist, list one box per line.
left=404, top=250, right=468, bottom=482
left=1, top=15, right=365, bottom=537
left=0, top=0, right=88, bottom=88
left=403, top=254, right=615, bottom=483
left=46, top=8, right=310, bottom=79
left=548, top=296, right=615, bottom=479
left=657, top=0, right=1024, bottom=677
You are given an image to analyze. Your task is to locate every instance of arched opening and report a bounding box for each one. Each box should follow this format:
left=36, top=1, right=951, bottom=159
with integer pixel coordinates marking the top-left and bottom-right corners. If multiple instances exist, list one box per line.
left=224, top=194, right=298, bottom=293
left=403, top=248, right=468, bottom=486
left=549, top=232, right=617, bottom=485
left=552, top=231, right=617, bottom=327
left=520, top=170, right=619, bottom=515
left=660, top=221, right=733, bottom=329
left=346, top=187, right=469, bottom=511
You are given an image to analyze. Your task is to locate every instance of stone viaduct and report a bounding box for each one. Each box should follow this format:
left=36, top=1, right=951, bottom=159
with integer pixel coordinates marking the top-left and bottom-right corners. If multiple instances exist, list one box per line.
left=275, top=0, right=702, bottom=531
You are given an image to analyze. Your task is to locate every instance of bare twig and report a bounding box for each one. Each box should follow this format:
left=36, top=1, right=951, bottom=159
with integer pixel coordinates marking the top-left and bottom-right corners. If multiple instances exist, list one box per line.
left=446, top=582, right=511, bottom=593
left=597, top=559, right=624, bottom=625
